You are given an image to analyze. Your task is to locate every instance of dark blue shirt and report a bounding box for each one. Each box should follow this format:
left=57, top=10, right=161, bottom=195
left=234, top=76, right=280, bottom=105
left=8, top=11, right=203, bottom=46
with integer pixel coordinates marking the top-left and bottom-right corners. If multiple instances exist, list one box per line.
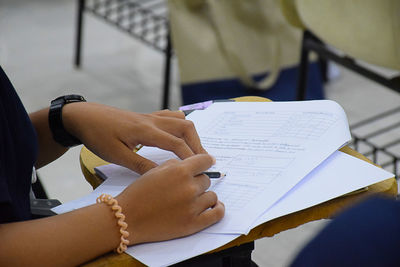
left=0, top=66, right=38, bottom=223
left=291, top=196, right=400, bottom=267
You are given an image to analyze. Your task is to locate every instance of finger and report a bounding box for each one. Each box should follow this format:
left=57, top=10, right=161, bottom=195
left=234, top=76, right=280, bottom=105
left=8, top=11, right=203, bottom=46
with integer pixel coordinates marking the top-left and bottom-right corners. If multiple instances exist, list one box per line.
left=196, top=191, right=218, bottom=213
left=196, top=201, right=225, bottom=228
left=153, top=117, right=207, bottom=155
left=143, top=128, right=195, bottom=160
left=181, top=154, right=216, bottom=176
left=111, top=142, right=158, bottom=174
left=194, top=173, right=212, bottom=193
left=178, top=119, right=207, bottom=154
left=152, top=110, right=185, bottom=119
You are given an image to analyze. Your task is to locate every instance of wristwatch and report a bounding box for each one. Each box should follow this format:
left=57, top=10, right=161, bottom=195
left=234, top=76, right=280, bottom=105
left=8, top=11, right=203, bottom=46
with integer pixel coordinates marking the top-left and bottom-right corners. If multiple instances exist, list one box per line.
left=48, top=94, right=86, bottom=147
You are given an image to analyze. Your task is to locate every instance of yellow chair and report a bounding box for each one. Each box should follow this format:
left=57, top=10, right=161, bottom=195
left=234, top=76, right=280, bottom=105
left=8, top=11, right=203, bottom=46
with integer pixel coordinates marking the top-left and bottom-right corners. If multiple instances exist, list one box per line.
left=280, top=0, right=400, bottom=99
left=280, top=0, right=400, bottom=177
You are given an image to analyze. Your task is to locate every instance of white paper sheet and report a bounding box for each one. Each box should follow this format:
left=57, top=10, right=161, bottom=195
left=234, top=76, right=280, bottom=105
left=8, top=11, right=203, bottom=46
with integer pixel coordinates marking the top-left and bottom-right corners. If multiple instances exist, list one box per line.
left=185, top=101, right=351, bottom=234
left=251, top=151, right=393, bottom=227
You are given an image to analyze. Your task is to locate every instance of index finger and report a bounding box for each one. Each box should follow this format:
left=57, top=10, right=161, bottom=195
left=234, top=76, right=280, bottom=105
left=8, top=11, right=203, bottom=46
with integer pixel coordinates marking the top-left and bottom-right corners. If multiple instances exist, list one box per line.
left=152, top=116, right=207, bottom=155
left=181, top=154, right=216, bottom=176
left=142, top=128, right=196, bottom=159
left=151, top=110, right=206, bottom=155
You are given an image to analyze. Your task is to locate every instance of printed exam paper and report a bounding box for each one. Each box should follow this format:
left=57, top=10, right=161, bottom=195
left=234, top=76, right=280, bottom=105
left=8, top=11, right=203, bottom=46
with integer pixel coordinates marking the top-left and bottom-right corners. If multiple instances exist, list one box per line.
left=184, top=101, right=351, bottom=234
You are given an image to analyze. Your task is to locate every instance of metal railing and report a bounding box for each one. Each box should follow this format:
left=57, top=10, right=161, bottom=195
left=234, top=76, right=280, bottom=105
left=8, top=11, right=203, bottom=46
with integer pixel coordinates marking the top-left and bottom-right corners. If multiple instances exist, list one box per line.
left=74, top=0, right=172, bottom=109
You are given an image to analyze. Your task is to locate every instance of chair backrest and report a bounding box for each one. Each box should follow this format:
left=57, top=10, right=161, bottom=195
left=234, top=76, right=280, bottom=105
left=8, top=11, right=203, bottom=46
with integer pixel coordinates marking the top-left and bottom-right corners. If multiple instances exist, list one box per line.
left=280, top=0, right=400, bottom=70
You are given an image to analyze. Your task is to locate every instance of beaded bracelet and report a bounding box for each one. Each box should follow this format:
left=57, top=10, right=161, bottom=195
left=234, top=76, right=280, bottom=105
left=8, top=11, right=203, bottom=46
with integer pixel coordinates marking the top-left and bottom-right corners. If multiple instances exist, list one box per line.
left=96, top=194, right=130, bottom=254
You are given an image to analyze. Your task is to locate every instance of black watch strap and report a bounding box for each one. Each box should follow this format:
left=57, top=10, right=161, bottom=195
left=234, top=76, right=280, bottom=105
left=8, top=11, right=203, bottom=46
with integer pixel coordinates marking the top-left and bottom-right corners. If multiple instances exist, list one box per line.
left=48, top=95, right=86, bottom=147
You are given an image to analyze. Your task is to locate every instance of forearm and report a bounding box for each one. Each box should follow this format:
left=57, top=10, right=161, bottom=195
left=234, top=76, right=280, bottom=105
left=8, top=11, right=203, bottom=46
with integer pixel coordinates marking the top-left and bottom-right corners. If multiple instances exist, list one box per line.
left=29, top=108, right=68, bottom=168
left=0, top=203, right=120, bottom=267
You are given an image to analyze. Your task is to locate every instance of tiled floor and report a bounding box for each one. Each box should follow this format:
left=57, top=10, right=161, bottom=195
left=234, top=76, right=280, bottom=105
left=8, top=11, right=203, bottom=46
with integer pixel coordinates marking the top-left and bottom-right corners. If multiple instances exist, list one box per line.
left=1, top=1, right=399, bottom=266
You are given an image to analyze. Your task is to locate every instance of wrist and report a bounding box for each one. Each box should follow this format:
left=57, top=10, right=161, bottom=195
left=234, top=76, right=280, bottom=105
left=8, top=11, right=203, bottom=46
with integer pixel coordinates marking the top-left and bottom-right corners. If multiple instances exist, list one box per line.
left=96, top=194, right=130, bottom=253
left=115, top=193, right=143, bottom=246
left=61, top=101, right=87, bottom=143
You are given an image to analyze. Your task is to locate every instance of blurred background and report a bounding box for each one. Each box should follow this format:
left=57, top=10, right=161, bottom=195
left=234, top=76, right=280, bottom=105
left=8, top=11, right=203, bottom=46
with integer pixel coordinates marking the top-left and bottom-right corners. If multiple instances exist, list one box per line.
left=1, top=0, right=399, bottom=266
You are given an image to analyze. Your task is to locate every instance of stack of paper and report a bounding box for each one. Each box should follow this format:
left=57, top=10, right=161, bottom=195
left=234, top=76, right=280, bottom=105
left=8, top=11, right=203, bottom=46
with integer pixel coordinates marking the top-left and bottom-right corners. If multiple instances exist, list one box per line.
left=52, top=101, right=394, bottom=267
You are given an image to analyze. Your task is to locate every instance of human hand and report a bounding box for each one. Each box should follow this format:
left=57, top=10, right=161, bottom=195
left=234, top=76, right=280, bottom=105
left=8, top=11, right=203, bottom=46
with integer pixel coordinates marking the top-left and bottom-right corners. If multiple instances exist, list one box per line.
left=62, top=102, right=207, bottom=174
left=116, top=153, right=225, bottom=245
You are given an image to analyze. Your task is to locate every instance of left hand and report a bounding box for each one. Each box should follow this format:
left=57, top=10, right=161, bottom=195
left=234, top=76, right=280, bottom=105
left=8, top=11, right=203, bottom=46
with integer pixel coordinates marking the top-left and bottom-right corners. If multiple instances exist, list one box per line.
left=62, top=102, right=207, bottom=174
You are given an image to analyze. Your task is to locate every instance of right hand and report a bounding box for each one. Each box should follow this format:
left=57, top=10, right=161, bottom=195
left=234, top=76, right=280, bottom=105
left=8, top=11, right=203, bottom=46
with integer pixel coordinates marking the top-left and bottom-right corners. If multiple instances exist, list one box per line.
left=116, top=153, right=225, bottom=245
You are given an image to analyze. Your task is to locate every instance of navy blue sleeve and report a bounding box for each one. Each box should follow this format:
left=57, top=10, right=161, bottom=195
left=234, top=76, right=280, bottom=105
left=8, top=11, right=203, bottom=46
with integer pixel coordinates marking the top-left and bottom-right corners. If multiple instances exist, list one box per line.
left=0, top=66, right=38, bottom=223
left=291, top=196, right=400, bottom=267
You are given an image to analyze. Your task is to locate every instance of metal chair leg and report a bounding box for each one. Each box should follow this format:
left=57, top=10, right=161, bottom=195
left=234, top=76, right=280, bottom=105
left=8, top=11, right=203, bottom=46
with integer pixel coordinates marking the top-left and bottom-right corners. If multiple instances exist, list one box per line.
left=162, top=32, right=172, bottom=109
left=296, top=31, right=311, bottom=101
left=318, top=57, right=328, bottom=83
left=74, top=0, right=85, bottom=68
